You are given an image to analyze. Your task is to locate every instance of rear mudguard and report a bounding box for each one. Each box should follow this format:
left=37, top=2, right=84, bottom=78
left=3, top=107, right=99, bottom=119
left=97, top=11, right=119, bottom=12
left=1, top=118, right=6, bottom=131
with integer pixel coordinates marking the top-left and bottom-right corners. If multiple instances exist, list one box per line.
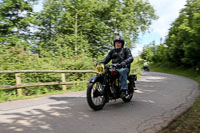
left=128, top=74, right=137, bottom=88
left=89, top=75, right=104, bottom=83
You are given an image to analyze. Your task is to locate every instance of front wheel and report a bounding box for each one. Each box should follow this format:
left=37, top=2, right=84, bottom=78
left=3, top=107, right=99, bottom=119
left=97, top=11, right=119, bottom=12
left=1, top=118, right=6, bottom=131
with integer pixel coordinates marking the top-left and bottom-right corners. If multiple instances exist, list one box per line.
left=87, top=82, right=106, bottom=111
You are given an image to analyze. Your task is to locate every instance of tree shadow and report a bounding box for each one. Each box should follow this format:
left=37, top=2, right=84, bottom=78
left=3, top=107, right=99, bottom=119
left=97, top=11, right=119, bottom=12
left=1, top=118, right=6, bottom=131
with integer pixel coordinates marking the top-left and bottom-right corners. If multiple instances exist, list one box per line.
left=0, top=96, right=139, bottom=133
left=0, top=72, right=171, bottom=133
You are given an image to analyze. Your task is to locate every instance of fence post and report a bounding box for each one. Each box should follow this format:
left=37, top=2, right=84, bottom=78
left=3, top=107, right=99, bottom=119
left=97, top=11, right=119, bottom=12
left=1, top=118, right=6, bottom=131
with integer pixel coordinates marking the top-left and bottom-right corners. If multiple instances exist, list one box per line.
left=61, top=73, right=67, bottom=91
left=15, top=73, right=22, bottom=96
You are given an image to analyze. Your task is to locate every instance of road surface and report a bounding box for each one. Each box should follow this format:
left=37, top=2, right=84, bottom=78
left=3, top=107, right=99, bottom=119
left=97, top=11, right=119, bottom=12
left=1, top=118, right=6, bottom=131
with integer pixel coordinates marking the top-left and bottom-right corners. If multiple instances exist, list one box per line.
left=0, top=72, right=199, bottom=133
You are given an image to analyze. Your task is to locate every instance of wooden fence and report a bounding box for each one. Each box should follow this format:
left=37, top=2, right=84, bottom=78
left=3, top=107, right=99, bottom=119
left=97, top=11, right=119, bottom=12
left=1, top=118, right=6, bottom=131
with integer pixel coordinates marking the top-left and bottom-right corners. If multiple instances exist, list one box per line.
left=0, top=68, right=139, bottom=96
left=0, top=70, right=97, bottom=96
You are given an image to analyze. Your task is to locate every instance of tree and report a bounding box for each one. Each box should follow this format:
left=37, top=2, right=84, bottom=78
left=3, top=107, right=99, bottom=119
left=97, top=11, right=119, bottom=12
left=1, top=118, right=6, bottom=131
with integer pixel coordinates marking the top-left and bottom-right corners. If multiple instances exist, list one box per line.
left=35, top=0, right=157, bottom=57
left=140, top=42, right=155, bottom=61
left=0, top=0, right=38, bottom=49
left=165, top=0, right=200, bottom=67
left=141, top=0, right=200, bottom=68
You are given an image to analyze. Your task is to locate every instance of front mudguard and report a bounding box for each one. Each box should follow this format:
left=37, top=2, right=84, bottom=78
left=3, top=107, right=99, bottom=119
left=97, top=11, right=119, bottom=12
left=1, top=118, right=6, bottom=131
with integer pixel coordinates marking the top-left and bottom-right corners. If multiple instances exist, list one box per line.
left=89, top=75, right=104, bottom=83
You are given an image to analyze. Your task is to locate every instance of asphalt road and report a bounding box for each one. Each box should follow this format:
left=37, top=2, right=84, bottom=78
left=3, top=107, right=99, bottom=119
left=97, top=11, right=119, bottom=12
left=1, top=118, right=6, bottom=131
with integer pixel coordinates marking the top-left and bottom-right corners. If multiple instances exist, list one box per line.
left=0, top=72, right=199, bottom=133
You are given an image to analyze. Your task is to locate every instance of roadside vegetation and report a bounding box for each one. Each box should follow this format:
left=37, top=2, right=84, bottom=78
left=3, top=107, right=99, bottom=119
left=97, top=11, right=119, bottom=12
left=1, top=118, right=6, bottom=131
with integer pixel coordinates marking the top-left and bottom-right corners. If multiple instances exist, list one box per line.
left=0, top=50, right=142, bottom=103
left=0, top=0, right=156, bottom=102
left=0, top=47, right=95, bottom=102
left=140, top=0, right=200, bottom=70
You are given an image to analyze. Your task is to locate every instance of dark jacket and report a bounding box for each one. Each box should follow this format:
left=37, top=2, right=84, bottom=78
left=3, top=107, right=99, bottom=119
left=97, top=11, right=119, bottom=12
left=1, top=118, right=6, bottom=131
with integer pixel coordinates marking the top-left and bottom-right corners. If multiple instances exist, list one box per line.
left=100, top=48, right=134, bottom=69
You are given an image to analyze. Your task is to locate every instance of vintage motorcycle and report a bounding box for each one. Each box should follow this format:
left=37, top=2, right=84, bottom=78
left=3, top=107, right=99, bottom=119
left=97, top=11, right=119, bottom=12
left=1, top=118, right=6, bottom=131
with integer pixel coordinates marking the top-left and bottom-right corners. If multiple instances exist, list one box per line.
left=143, top=65, right=150, bottom=72
left=87, top=64, right=137, bottom=111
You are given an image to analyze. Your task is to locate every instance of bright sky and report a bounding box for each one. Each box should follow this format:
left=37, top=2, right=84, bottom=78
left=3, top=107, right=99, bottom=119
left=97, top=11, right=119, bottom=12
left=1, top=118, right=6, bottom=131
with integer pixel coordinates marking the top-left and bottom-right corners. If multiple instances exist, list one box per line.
left=133, top=0, right=187, bottom=56
left=33, top=0, right=43, bottom=12
left=33, top=0, right=187, bottom=56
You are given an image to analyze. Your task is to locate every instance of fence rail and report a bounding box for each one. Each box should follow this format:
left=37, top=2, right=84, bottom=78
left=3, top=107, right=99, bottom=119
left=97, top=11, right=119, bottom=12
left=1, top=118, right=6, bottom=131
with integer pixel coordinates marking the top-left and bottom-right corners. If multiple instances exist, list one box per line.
left=0, top=68, right=139, bottom=96
left=0, top=70, right=97, bottom=73
left=0, top=70, right=97, bottom=96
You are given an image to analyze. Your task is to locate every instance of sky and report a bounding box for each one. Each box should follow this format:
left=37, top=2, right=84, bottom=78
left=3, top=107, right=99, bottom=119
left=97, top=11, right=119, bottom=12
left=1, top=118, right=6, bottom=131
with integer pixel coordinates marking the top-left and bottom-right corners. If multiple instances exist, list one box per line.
left=33, top=0, right=187, bottom=56
left=33, top=0, right=43, bottom=12
left=133, top=0, right=187, bottom=56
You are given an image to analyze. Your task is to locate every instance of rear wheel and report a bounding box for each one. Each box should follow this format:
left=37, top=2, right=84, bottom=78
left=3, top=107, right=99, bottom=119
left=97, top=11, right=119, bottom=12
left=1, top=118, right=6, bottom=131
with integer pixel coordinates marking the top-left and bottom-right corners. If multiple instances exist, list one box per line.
left=122, top=81, right=134, bottom=102
left=87, top=81, right=106, bottom=111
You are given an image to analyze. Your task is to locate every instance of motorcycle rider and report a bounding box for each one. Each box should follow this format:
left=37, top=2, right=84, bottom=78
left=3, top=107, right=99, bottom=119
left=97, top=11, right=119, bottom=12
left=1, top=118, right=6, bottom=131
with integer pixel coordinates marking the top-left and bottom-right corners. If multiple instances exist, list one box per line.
left=99, top=35, right=134, bottom=98
left=143, top=60, right=150, bottom=71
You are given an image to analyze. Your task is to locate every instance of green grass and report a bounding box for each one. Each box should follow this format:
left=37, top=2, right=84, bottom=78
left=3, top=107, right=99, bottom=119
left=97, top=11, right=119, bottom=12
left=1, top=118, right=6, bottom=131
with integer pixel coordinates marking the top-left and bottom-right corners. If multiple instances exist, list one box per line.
left=150, top=64, right=200, bottom=133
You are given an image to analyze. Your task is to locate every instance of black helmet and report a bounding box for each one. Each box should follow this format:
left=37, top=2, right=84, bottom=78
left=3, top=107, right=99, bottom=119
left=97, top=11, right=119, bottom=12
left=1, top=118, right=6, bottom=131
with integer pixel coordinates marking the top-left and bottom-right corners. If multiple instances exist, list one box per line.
left=113, top=35, right=125, bottom=47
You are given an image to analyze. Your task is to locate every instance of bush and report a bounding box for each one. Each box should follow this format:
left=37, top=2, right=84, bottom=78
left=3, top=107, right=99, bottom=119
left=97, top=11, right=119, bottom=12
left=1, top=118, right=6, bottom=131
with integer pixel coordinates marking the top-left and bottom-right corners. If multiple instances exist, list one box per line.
left=0, top=47, right=95, bottom=101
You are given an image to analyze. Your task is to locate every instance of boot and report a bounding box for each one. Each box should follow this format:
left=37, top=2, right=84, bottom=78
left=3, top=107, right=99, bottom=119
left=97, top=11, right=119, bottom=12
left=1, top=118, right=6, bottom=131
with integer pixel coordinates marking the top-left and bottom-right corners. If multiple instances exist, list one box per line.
left=120, top=90, right=126, bottom=98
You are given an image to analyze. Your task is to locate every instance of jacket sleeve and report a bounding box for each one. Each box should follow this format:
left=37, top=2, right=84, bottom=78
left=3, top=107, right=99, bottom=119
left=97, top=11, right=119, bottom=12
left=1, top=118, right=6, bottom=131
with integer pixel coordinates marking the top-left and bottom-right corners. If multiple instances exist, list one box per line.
left=100, top=50, right=113, bottom=64
left=123, top=48, right=134, bottom=64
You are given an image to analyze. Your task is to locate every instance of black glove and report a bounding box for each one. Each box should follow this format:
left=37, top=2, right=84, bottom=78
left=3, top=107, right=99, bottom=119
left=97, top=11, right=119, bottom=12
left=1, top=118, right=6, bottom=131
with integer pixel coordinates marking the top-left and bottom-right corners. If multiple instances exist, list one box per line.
left=120, top=62, right=126, bottom=68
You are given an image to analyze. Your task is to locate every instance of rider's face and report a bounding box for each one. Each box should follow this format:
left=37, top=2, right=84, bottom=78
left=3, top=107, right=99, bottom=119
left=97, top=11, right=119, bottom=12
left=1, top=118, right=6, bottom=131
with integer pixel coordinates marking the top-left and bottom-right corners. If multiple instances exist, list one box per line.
left=115, top=41, right=122, bottom=49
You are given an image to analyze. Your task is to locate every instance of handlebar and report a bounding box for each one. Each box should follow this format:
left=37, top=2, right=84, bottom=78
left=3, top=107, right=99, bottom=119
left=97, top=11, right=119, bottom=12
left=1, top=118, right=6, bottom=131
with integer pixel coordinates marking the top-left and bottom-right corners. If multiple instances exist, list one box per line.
left=106, top=64, right=126, bottom=69
left=97, top=63, right=127, bottom=69
left=110, top=64, right=121, bottom=68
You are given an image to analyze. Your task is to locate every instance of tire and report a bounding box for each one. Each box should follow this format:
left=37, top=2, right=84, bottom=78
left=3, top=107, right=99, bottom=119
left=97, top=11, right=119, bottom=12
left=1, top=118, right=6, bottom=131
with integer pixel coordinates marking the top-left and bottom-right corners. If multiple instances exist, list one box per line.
left=87, top=82, right=106, bottom=111
left=143, top=66, right=149, bottom=72
left=122, top=82, right=134, bottom=102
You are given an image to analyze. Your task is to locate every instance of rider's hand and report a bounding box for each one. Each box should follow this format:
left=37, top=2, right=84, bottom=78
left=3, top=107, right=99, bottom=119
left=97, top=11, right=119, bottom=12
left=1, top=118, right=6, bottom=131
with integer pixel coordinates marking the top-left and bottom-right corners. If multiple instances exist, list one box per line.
left=96, top=63, right=103, bottom=66
left=120, top=62, right=126, bottom=68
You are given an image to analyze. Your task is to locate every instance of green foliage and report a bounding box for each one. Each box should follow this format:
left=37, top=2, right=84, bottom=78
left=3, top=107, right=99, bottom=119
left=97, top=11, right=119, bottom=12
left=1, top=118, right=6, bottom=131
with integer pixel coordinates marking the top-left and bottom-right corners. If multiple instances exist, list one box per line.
left=140, top=44, right=154, bottom=61
left=35, top=0, right=157, bottom=57
left=0, top=48, right=95, bottom=101
left=0, top=0, right=157, bottom=102
left=0, top=0, right=158, bottom=57
left=0, top=47, right=143, bottom=102
left=130, top=56, right=143, bottom=78
left=140, top=0, right=200, bottom=69
left=0, top=0, right=38, bottom=49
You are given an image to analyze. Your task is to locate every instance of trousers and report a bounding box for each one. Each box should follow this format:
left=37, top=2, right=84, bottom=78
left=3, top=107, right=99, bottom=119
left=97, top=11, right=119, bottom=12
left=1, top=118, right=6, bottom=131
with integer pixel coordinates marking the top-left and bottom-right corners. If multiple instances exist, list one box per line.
left=116, top=68, right=129, bottom=90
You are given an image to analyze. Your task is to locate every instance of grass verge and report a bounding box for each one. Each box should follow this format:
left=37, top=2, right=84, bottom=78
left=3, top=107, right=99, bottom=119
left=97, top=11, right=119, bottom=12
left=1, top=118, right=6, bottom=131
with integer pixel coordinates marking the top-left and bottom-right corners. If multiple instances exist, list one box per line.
left=150, top=64, right=200, bottom=133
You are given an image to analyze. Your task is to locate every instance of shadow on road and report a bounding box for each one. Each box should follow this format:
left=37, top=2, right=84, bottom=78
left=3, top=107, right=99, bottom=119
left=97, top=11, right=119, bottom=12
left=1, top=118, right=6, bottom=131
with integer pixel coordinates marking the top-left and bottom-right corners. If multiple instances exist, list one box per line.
left=0, top=96, right=138, bottom=133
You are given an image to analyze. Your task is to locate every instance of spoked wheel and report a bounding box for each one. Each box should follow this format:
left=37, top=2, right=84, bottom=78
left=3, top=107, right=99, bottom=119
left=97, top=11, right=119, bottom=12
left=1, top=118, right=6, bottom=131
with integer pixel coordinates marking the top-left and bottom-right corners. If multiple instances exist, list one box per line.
left=122, top=81, right=134, bottom=102
left=87, top=81, right=106, bottom=111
